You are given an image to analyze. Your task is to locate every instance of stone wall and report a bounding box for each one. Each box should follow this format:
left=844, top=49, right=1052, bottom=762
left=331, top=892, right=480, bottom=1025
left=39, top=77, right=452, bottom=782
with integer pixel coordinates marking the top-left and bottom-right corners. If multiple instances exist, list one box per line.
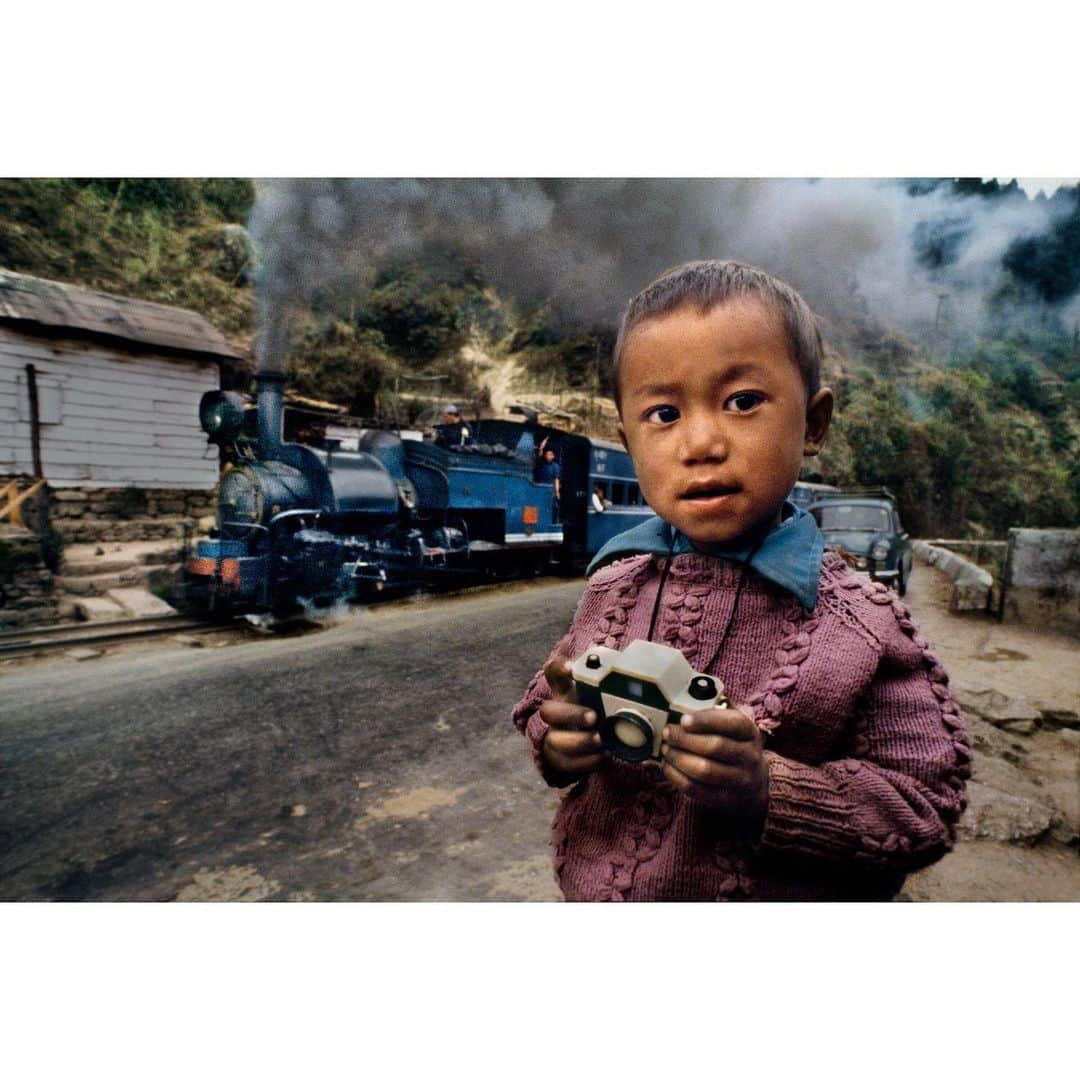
left=920, top=539, right=1008, bottom=610
left=923, top=540, right=1008, bottom=583
left=0, top=528, right=58, bottom=629
left=48, top=486, right=217, bottom=543
left=1002, top=528, right=1080, bottom=635
left=912, top=540, right=995, bottom=613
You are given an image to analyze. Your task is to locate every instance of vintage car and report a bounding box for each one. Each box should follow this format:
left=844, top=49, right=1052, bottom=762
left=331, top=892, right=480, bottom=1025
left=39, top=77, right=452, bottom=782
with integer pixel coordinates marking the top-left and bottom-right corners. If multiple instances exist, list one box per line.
left=808, top=489, right=914, bottom=596
left=789, top=480, right=839, bottom=510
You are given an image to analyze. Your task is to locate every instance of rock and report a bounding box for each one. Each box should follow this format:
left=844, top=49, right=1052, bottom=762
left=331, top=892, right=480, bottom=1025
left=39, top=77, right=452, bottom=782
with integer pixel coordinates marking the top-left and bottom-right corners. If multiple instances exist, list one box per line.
left=953, top=683, right=1042, bottom=729
left=1059, top=728, right=1080, bottom=748
left=171, top=634, right=205, bottom=648
left=958, top=779, right=1054, bottom=845
left=1039, top=708, right=1080, bottom=731
left=105, top=587, right=177, bottom=618
left=999, top=718, right=1038, bottom=735
left=65, top=647, right=103, bottom=661
left=74, top=596, right=126, bottom=622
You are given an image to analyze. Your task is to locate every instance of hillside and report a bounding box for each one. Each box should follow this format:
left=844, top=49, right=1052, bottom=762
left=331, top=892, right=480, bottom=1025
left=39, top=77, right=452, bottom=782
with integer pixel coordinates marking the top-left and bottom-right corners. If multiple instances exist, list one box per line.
left=1, top=178, right=1077, bottom=538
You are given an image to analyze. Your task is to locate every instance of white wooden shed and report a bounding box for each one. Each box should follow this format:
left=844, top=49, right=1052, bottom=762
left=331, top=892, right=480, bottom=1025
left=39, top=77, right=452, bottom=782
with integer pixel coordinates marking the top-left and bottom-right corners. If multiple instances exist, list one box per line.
left=0, top=269, right=241, bottom=490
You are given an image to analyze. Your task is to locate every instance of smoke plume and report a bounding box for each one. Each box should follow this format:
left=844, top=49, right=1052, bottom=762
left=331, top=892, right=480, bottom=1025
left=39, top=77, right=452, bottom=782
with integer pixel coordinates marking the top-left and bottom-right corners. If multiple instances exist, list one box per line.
left=248, top=178, right=1080, bottom=372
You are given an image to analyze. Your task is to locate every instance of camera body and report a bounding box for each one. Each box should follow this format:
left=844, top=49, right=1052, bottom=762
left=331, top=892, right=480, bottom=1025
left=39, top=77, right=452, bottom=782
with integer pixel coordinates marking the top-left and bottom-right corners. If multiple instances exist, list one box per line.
left=571, top=639, right=727, bottom=763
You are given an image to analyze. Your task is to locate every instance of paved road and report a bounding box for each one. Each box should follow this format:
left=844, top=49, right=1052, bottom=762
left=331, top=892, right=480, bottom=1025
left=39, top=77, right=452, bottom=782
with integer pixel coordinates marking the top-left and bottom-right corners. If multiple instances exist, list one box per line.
left=0, top=581, right=578, bottom=901
left=5, top=565, right=1075, bottom=902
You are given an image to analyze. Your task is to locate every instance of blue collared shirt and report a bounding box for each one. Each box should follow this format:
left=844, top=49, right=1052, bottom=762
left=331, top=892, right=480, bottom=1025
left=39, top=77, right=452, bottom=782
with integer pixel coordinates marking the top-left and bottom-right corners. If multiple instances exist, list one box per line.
left=585, top=502, right=826, bottom=611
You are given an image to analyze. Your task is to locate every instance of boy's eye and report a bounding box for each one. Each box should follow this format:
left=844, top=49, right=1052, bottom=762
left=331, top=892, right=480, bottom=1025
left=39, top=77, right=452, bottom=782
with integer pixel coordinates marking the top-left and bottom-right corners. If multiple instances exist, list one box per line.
left=643, top=404, right=680, bottom=425
left=725, top=391, right=765, bottom=413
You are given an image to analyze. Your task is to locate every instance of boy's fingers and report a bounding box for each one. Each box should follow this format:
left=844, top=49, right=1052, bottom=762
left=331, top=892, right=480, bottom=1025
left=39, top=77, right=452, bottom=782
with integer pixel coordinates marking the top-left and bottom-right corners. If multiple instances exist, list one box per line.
left=677, top=706, right=758, bottom=741
left=545, top=728, right=603, bottom=756
left=661, top=727, right=755, bottom=765
left=539, top=699, right=596, bottom=730
left=543, top=656, right=576, bottom=698
left=661, top=748, right=742, bottom=789
left=549, top=750, right=606, bottom=774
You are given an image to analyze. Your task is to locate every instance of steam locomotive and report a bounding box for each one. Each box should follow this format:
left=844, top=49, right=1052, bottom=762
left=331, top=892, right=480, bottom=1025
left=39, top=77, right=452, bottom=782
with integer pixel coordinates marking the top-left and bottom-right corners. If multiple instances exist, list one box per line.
left=183, top=372, right=655, bottom=617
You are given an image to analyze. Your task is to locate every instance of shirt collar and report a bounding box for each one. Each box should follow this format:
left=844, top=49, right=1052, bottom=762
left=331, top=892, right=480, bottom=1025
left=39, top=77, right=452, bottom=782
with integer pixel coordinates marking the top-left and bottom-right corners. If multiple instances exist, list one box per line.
left=585, top=502, right=825, bottom=611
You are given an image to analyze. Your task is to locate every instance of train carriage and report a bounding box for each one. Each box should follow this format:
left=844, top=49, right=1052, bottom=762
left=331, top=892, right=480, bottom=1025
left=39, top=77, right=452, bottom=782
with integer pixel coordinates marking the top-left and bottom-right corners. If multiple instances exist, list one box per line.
left=184, top=374, right=655, bottom=617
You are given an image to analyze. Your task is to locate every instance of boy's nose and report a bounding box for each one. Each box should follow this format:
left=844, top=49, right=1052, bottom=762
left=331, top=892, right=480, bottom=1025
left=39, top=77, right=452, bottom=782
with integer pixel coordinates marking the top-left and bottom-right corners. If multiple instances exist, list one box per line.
left=679, top=413, right=728, bottom=463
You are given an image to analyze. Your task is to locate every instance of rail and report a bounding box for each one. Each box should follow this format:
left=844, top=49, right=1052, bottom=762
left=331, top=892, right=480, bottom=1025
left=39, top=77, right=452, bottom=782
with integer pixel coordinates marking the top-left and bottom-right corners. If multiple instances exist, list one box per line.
left=0, top=613, right=237, bottom=658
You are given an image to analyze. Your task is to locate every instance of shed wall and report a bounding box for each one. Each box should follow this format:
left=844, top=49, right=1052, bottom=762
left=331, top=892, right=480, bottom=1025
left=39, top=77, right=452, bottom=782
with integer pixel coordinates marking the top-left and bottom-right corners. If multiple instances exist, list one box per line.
left=0, top=328, right=220, bottom=489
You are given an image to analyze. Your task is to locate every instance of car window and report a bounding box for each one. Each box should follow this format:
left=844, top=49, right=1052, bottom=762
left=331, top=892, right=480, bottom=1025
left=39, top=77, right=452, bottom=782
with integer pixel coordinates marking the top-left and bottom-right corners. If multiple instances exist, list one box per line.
left=815, top=504, right=891, bottom=531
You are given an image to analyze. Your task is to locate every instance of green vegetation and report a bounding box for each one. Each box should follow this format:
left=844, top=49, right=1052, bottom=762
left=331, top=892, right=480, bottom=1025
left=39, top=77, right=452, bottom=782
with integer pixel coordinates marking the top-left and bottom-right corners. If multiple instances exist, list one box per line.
left=811, top=327, right=1079, bottom=536
left=0, top=179, right=257, bottom=350
left=0, top=536, right=41, bottom=583
left=1, top=179, right=1076, bottom=538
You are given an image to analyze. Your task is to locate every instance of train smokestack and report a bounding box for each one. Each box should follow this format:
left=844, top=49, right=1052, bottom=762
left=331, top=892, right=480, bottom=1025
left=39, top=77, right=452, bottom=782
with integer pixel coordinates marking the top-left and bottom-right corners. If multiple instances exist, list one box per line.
left=256, top=370, right=286, bottom=456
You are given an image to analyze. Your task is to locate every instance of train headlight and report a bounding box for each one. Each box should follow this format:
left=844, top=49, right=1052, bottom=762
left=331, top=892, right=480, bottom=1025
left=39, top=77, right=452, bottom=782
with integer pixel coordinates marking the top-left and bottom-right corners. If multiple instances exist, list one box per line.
left=218, top=466, right=262, bottom=538
left=199, top=390, right=246, bottom=442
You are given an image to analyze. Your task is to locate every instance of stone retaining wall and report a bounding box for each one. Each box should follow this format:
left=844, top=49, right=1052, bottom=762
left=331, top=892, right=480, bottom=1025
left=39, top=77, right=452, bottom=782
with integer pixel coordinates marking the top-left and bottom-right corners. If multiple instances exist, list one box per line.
left=922, top=540, right=1008, bottom=583
left=49, top=486, right=217, bottom=542
left=912, top=540, right=995, bottom=613
left=1002, top=528, right=1080, bottom=635
left=0, top=529, right=58, bottom=629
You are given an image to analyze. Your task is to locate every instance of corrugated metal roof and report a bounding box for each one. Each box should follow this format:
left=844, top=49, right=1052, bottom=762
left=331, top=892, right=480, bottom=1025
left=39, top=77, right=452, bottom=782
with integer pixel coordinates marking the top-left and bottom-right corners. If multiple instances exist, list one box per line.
left=0, top=269, right=242, bottom=361
left=285, top=391, right=347, bottom=414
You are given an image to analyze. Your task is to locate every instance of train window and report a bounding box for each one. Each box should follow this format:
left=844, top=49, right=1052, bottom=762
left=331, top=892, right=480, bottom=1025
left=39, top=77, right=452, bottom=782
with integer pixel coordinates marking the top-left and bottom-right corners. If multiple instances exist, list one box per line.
left=628, top=484, right=640, bottom=506
left=611, top=482, right=626, bottom=505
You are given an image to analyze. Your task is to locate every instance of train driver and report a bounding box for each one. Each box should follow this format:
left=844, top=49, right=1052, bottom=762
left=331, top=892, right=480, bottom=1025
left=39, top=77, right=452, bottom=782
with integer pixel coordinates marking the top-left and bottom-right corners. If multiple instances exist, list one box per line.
left=438, top=404, right=471, bottom=447
left=535, top=435, right=562, bottom=522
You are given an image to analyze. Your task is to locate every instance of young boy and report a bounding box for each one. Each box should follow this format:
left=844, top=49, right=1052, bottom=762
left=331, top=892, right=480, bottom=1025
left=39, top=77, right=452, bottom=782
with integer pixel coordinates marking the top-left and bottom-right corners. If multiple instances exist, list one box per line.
left=511, top=260, right=971, bottom=901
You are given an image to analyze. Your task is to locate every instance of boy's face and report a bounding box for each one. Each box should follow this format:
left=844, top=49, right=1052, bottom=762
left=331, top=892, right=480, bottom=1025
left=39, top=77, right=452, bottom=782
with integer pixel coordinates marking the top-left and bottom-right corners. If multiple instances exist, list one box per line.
left=617, top=297, right=832, bottom=546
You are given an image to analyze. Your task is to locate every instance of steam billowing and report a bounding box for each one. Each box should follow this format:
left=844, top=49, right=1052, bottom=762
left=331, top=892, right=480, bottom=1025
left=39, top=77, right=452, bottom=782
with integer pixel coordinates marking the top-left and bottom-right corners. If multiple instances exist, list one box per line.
left=248, top=178, right=1080, bottom=373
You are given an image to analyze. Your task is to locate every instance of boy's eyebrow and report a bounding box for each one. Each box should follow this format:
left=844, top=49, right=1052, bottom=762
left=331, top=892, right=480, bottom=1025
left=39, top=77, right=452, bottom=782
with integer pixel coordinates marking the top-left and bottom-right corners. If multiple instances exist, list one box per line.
left=625, top=362, right=771, bottom=400
left=626, top=380, right=682, bottom=400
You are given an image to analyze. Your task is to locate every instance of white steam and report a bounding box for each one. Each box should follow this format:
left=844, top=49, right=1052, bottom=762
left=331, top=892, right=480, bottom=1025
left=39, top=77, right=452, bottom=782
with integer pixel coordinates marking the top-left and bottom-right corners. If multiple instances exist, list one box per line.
left=247, top=178, right=1077, bottom=372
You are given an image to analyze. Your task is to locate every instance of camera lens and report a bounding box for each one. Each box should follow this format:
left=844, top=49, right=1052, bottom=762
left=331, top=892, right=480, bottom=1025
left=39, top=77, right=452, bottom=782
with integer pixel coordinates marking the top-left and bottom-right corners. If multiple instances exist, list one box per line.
left=613, top=717, right=648, bottom=748
left=601, top=709, right=655, bottom=763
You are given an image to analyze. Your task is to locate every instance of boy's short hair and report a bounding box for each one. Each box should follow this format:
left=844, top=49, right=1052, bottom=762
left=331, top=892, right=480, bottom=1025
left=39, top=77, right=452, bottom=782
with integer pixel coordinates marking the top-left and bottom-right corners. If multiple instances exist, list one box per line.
left=611, top=259, right=824, bottom=408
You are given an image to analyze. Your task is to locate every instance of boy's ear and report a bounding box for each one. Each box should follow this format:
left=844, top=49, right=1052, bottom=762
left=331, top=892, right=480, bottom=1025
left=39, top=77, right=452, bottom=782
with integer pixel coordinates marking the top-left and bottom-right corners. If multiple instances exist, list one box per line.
left=617, top=421, right=629, bottom=452
left=803, top=387, right=834, bottom=457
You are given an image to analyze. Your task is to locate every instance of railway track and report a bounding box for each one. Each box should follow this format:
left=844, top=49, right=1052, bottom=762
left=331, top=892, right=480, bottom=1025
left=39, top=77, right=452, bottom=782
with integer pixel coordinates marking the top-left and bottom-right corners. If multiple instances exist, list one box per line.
left=0, top=577, right=569, bottom=661
left=0, top=613, right=234, bottom=659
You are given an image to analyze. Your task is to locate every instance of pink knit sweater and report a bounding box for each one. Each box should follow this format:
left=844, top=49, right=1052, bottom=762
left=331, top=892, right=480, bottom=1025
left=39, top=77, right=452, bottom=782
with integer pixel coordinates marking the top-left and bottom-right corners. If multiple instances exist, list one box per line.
left=512, top=551, right=972, bottom=901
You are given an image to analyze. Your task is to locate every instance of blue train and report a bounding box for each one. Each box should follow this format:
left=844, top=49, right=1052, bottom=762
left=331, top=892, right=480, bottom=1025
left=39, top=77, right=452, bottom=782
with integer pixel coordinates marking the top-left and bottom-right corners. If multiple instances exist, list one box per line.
left=184, top=372, right=656, bottom=617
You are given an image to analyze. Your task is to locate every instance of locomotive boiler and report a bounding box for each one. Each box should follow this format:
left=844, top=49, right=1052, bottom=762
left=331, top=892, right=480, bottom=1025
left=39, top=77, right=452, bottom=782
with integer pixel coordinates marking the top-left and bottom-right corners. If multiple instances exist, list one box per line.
left=184, top=370, right=656, bottom=617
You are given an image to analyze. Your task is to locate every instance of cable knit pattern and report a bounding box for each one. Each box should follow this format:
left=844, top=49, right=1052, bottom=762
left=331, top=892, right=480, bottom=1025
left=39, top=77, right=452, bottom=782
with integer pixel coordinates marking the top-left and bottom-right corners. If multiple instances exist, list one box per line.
left=743, top=597, right=812, bottom=736
left=602, top=774, right=674, bottom=901
left=590, top=559, right=653, bottom=649
left=511, top=550, right=971, bottom=901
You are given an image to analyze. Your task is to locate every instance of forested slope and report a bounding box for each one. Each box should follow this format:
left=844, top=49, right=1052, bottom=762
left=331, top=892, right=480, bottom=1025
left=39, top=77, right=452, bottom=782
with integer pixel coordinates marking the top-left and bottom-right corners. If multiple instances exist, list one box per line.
left=1, top=178, right=1076, bottom=537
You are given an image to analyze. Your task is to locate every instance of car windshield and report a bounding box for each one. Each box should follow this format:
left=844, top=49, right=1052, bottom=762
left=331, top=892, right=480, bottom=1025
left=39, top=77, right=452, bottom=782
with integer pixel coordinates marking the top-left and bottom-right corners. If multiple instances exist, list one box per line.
left=814, top=504, right=891, bottom=532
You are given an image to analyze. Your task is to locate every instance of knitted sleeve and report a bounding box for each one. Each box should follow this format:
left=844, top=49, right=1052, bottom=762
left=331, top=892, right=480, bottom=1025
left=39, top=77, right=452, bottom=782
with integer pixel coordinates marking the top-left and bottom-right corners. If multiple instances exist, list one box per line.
left=753, top=599, right=972, bottom=875
left=510, top=629, right=579, bottom=788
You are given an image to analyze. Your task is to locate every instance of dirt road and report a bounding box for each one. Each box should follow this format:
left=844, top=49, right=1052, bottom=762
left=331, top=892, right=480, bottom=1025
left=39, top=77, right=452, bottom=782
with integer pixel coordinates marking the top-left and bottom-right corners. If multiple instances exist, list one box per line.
left=899, top=565, right=1078, bottom=901
left=1, top=564, right=1074, bottom=901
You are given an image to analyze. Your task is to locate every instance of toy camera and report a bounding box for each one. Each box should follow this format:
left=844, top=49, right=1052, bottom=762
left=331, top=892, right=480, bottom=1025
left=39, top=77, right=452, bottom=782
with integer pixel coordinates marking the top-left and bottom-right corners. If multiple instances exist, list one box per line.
left=571, top=640, right=727, bottom=763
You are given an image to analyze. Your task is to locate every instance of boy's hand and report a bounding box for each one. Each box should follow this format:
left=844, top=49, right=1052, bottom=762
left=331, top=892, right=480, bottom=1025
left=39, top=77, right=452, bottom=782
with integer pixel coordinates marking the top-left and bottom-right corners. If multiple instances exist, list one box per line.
left=538, top=656, right=605, bottom=777
left=660, top=706, right=770, bottom=835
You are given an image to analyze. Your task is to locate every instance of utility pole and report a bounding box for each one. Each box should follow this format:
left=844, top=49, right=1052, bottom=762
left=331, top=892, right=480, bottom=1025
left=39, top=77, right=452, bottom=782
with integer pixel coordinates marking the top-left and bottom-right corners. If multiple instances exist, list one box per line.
left=931, top=292, right=949, bottom=362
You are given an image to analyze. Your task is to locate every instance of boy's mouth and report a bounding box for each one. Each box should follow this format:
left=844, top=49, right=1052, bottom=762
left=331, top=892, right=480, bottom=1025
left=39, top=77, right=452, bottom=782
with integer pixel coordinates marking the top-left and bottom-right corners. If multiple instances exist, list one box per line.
left=679, top=482, right=741, bottom=502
